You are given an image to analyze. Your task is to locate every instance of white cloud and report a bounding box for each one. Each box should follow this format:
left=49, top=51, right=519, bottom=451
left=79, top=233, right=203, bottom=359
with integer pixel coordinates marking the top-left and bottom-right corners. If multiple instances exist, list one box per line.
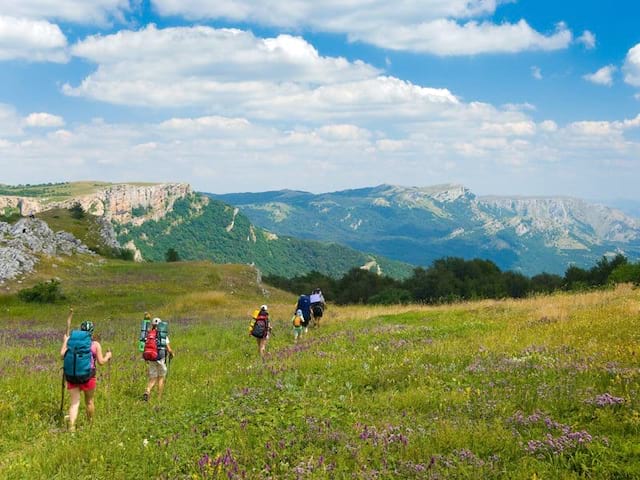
left=358, top=19, right=571, bottom=55
left=24, top=112, right=65, bottom=127
left=160, top=116, right=251, bottom=133
left=531, top=66, right=542, bottom=80
left=150, top=0, right=573, bottom=56
left=583, top=65, right=616, bottom=87
left=0, top=0, right=131, bottom=24
left=569, top=121, right=615, bottom=136
left=623, top=43, right=640, bottom=87
left=2, top=107, right=640, bottom=199
left=317, top=124, right=371, bottom=141
left=577, top=30, right=596, bottom=49
left=64, top=25, right=380, bottom=110
left=64, top=25, right=465, bottom=129
left=539, top=120, right=558, bottom=132
left=481, top=121, right=536, bottom=136
left=0, top=16, right=68, bottom=62
left=0, top=104, right=23, bottom=136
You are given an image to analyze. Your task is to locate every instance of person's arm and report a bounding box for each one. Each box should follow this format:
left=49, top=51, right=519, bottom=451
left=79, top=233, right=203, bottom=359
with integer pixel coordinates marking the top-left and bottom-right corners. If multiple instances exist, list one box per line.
left=60, top=334, right=69, bottom=358
left=94, top=342, right=112, bottom=365
left=166, top=337, right=174, bottom=356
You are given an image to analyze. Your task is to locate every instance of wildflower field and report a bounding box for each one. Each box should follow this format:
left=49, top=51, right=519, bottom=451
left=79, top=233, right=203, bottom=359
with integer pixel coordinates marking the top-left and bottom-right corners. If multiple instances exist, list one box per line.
left=0, top=257, right=639, bottom=479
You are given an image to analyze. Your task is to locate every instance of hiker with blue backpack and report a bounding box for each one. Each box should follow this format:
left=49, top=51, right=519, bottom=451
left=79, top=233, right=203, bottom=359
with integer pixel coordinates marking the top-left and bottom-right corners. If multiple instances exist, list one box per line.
left=60, top=309, right=112, bottom=432
left=142, top=317, right=173, bottom=401
left=296, top=294, right=312, bottom=333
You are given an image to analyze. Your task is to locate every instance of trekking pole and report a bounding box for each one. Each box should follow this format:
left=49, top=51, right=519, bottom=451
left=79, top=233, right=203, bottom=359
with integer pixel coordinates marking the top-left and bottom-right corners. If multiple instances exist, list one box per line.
left=105, top=358, right=112, bottom=414
left=165, top=354, right=172, bottom=381
left=59, top=367, right=65, bottom=423
left=59, top=307, right=73, bottom=425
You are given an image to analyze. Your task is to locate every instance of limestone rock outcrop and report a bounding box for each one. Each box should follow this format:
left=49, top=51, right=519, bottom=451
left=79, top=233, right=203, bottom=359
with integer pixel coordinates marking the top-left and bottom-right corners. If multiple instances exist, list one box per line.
left=0, top=218, right=93, bottom=282
left=0, top=183, right=192, bottom=226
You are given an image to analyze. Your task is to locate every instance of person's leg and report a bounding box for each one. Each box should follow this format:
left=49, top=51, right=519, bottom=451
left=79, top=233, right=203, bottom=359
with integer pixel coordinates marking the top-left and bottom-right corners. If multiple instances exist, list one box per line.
left=146, top=377, right=157, bottom=397
left=157, top=376, right=165, bottom=399
left=145, top=362, right=158, bottom=400
left=84, top=388, right=96, bottom=423
left=68, top=388, right=81, bottom=431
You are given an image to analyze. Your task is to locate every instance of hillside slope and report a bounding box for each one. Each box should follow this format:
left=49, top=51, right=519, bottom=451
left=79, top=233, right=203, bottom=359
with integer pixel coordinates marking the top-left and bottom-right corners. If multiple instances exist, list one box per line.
left=115, top=193, right=413, bottom=278
left=0, top=182, right=413, bottom=280
left=210, top=184, right=640, bottom=275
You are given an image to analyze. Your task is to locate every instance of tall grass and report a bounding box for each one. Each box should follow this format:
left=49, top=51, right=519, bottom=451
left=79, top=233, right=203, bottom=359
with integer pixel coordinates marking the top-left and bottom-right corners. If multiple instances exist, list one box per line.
left=0, top=261, right=638, bottom=479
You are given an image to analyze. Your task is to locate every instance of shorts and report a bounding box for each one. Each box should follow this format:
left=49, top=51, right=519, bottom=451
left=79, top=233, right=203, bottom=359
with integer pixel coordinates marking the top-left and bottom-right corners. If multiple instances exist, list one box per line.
left=147, top=360, right=168, bottom=378
left=293, top=326, right=304, bottom=336
left=67, top=377, right=96, bottom=391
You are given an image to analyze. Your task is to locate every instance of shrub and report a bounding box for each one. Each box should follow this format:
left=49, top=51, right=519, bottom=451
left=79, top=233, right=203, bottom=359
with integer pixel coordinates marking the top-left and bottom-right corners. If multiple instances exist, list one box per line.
left=165, top=248, right=180, bottom=262
left=69, top=203, right=85, bottom=220
left=18, top=279, right=66, bottom=303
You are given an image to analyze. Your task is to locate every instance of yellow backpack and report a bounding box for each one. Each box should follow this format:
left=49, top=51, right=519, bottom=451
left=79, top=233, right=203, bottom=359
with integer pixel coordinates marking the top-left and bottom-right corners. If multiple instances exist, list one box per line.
left=292, top=314, right=302, bottom=327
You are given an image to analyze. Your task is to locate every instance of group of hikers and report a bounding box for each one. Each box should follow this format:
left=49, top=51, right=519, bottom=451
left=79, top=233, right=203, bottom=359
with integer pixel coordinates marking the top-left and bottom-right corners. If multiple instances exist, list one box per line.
left=59, top=288, right=326, bottom=432
left=248, top=288, right=326, bottom=357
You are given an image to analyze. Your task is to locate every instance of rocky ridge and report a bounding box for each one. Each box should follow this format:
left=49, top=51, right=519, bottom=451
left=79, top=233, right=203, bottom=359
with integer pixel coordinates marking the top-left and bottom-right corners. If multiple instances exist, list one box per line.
left=209, top=184, right=640, bottom=275
left=0, top=218, right=93, bottom=282
left=0, top=183, right=192, bottom=226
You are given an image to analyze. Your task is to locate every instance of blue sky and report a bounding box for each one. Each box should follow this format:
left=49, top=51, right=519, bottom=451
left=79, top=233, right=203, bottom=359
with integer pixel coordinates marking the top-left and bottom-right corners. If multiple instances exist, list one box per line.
left=1, top=1, right=639, bottom=204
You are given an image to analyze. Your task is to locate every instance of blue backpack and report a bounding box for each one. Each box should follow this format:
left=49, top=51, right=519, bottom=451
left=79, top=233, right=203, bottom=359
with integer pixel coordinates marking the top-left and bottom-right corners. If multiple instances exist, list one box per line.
left=63, top=330, right=95, bottom=384
left=297, top=295, right=311, bottom=324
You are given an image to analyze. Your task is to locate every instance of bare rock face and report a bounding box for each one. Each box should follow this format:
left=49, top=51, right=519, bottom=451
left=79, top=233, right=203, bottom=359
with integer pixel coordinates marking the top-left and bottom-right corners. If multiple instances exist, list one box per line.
left=0, top=183, right=192, bottom=226
left=0, top=218, right=93, bottom=282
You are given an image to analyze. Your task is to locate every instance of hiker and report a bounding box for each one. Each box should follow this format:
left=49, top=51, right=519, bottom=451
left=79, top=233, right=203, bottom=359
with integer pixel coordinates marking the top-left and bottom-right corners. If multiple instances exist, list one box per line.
left=296, top=294, right=312, bottom=333
left=142, top=317, right=173, bottom=401
left=138, top=311, right=152, bottom=352
left=310, top=288, right=326, bottom=328
left=60, top=319, right=112, bottom=432
left=292, top=309, right=304, bottom=343
left=249, top=304, right=271, bottom=359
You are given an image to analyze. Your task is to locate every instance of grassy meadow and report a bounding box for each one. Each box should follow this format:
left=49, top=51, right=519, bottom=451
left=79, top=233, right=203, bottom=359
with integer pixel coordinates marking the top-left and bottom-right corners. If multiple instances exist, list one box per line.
left=1, top=257, right=639, bottom=479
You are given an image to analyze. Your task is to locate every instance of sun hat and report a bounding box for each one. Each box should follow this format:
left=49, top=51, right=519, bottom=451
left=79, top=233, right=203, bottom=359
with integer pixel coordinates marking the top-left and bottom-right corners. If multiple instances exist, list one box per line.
left=152, top=317, right=161, bottom=326
left=260, top=305, right=268, bottom=311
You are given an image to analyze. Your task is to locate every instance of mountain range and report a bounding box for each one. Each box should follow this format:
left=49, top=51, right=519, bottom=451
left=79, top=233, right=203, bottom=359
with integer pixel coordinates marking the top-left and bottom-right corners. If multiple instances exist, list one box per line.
left=2, top=181, right=639, bottom=280
left=210, top=184, right=640, bottom=275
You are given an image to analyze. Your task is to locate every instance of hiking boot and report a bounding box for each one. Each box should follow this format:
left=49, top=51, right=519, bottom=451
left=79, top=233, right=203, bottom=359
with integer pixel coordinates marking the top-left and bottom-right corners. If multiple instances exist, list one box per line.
left=142, top=392, right=149, bottom=402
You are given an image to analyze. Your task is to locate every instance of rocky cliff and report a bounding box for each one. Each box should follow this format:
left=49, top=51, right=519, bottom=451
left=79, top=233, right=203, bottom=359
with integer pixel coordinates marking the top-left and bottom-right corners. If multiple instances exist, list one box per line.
left=0, top=183, right=192, bottom=226
left=479, top=196, right=640, bottom=248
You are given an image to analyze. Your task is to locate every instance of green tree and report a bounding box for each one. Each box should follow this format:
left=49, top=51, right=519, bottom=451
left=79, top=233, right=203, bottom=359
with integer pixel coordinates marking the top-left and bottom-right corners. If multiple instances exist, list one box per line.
left=165, top=248, right=180, bottom=262
left=69, top=202, right=85, bottom=220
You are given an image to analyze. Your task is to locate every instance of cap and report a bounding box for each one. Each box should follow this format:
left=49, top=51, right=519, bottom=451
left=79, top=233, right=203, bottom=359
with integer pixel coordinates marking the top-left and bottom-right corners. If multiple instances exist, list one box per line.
left=296, top=309, right=302, bottom=315
left=151, top=317, right=161, bottom=326
left=80, top=321, right=94, bottom=333
left=260, top=304, right=268, bottom=311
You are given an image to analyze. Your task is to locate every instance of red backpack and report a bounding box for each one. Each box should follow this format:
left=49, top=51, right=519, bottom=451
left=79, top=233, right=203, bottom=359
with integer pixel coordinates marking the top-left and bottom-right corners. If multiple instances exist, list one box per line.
left=143, top=329, right=159, bottom=361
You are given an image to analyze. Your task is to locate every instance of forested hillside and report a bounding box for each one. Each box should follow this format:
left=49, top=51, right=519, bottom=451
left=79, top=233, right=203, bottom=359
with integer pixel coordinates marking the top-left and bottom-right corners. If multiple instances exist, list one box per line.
left=116, top=194, right=413, bottom=278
